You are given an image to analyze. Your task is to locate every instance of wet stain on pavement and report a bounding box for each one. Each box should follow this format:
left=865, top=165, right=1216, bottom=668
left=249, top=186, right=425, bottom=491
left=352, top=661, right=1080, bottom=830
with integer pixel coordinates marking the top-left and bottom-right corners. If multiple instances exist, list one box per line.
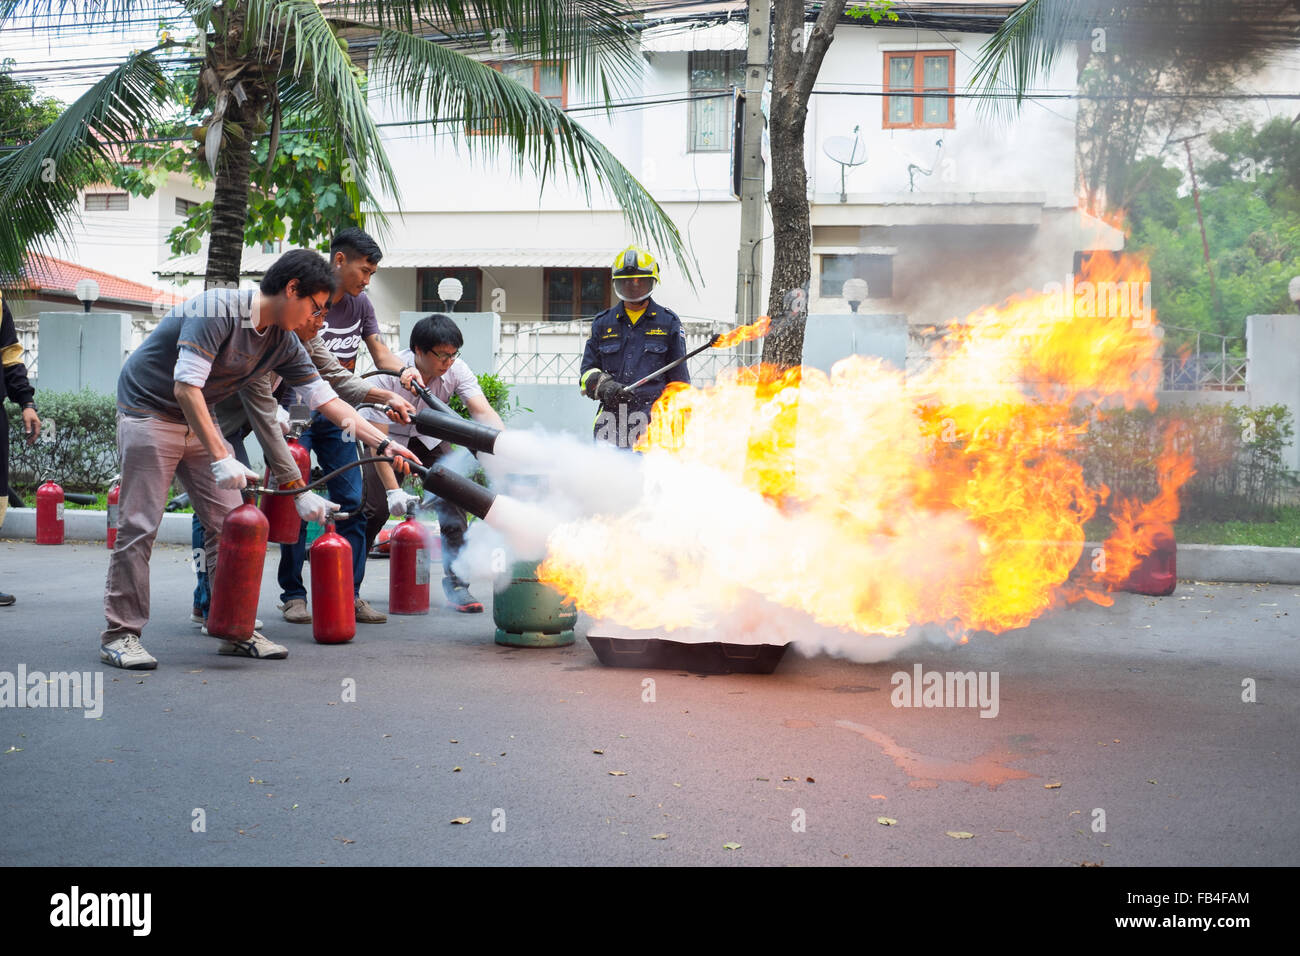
left=834, top=719, right=1035, bottom=790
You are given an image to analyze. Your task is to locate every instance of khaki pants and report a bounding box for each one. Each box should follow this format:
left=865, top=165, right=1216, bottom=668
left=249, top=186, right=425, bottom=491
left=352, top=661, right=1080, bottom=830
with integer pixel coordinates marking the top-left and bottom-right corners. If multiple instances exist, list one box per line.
left=101, top=414, right=242, bottom=644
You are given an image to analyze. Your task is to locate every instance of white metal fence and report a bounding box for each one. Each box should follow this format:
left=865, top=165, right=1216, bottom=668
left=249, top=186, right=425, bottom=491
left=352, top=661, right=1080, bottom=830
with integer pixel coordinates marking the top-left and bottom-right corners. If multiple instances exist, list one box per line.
left=495, top=319, right=754, bottom=386
left=1159, top=326, right=1248, bottom=391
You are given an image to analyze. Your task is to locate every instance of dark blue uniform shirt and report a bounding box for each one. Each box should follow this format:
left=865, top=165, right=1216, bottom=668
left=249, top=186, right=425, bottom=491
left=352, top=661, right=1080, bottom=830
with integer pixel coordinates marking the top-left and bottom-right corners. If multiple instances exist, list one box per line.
left=579, top=298, right=690, bottom=412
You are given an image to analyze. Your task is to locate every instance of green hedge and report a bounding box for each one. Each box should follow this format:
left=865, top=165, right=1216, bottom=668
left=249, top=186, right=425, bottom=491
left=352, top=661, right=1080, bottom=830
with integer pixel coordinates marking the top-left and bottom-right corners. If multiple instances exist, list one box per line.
left=5, top=389, right=119, bottom=497
left=1076, top=402, right=1296, bottom=522
left=446, top=371, right=527, bottom=423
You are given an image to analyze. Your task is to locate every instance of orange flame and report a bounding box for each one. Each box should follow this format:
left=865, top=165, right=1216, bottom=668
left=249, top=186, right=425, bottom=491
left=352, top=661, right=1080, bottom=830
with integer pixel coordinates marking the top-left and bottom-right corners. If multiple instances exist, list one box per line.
left=539, top=252, right=1190, bottom=640
left=1094, top=432, right=1195, bottom=588
left=712, top=315, right=772, bottom=349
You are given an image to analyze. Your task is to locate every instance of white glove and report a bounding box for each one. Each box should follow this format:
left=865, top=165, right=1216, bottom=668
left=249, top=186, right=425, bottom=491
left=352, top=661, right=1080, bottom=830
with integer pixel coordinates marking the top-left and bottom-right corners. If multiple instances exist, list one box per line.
left=210, top=456, right=260, bottom=490
left=294, top=490, right=340, bottom=523
left=275, top=405, right=291, bottom=436
left=386, top=488, right=420, bottom=516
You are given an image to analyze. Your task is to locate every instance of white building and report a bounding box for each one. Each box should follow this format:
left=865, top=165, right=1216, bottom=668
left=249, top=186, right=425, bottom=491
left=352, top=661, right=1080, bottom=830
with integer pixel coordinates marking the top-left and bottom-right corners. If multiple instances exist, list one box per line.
left=39, top=2, right=1124, bottom=375
left=51, top=170, right=213, bottom=296
left=353, top=2, right=1119, bottom=347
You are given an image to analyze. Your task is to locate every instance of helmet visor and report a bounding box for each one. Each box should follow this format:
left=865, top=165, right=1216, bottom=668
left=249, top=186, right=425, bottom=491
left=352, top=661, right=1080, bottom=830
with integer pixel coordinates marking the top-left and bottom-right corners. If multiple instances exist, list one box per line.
left=613, top=275, right=655, bottom=302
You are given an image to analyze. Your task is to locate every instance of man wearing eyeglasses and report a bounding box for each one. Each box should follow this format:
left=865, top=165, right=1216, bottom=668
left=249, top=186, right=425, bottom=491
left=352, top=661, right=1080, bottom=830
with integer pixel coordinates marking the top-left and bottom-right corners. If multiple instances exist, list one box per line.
left=101, top=249, right=420, bottom=670
left=359, top=313, right=504, bottom=613
left=275, top=228, right=423, bottom=626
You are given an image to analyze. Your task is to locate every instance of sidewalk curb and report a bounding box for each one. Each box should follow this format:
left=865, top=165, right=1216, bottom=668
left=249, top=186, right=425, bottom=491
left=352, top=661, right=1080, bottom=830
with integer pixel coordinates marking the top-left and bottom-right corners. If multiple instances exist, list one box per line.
left=5, top=509, right=1300, bottom=584
left=0, top=507, right=194, bottom=547
left=1169, top=543, right=1300, bottom=585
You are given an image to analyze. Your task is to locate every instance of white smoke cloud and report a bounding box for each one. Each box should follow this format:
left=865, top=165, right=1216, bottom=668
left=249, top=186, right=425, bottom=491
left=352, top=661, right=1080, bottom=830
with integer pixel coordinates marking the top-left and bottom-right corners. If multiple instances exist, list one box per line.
left=447, top=424, right=976, bottom=663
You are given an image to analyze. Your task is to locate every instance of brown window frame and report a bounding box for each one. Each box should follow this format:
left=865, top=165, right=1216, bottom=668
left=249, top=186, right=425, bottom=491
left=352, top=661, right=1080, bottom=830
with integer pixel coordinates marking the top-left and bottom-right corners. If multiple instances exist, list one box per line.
left=84, top=192, right=129, bottom=211
left=882, top=50, right=955, bottom=130
left=544, top=268, right=610, bottom=321
left=417, top=267, right=483, bottom=313
left=468, top=60, right=567, bottom=136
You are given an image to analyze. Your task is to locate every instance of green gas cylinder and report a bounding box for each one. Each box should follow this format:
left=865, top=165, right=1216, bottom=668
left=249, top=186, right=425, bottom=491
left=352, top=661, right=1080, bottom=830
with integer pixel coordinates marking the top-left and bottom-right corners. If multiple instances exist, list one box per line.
left=493, top=559, right=577, bottom=647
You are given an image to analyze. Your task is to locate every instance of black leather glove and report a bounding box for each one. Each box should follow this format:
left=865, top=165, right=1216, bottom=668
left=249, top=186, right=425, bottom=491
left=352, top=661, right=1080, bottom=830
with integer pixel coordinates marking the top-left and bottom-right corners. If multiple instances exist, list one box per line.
left=587, top=372, right=634, bottom=406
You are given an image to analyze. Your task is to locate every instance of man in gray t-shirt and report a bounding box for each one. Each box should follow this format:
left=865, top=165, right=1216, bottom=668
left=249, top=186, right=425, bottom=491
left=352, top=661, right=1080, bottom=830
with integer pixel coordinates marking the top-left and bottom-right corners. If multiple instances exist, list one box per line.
left=100, top=249, right=418, bottom=671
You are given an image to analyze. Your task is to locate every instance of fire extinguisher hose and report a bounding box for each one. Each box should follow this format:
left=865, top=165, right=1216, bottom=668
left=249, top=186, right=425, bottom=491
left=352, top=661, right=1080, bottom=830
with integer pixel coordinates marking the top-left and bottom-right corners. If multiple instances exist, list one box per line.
left=253, top=456, right=496, bottom=520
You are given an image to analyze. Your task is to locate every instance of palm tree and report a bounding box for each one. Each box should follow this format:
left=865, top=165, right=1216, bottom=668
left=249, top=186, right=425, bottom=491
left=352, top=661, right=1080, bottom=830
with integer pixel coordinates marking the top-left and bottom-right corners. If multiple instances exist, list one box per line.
left=972, top=0, right=1300, bottom=112
left=0, top=0, right=688, bottom=287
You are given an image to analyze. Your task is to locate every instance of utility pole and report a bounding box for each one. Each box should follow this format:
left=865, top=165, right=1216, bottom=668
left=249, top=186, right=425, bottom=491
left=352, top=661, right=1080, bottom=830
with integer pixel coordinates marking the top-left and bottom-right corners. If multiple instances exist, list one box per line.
left=736, top=0, right=770, bottom=331
left=1173, top=132, right=1220, bottom=315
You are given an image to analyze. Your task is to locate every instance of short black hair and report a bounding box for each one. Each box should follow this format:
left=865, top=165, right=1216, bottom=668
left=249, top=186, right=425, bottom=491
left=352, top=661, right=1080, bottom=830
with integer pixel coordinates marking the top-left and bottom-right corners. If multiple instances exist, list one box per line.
left=261, top=249, right=337, bottom=298
left=330, top=227, right=383, bottom=265
left=410, top=313, right=464, bottom=353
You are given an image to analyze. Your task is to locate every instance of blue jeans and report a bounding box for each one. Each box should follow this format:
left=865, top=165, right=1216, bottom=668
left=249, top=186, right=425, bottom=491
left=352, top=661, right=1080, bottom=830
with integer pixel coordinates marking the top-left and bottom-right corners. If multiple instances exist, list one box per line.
left=277, top=412, right=366, bottom=602
left=192, top=432, right=250, bottom=616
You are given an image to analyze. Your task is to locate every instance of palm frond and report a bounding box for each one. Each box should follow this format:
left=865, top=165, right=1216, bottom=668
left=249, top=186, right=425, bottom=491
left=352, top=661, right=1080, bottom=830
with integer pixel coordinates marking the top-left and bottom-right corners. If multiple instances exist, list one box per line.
left=246, top=0, right=401, bottom=205
left=973, top=1, right=1300, bottom=120
left=969, top=0, right=1086, bottom=120
left=368, top=28, right=694, bottom=285
left=323, top=0, right=643, bottom=102
left=0, top=0, right=203, bottom=29
left=0, top=50, right=169, bottom=279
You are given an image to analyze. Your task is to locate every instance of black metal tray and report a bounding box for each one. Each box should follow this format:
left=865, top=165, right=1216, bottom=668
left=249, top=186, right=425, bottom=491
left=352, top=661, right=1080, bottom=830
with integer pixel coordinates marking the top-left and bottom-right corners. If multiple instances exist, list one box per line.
left=586, top=635, right=789, bottom=674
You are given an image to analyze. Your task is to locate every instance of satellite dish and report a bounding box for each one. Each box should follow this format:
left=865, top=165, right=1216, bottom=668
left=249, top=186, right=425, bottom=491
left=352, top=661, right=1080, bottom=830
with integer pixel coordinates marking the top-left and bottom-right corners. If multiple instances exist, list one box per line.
left=823, top=127, right=866, bottom=203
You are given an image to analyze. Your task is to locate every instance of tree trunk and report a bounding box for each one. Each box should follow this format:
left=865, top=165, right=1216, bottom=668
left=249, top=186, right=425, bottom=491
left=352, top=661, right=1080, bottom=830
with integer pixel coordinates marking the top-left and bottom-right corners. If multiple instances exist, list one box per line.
left=761, top=0, right=846, bottom=370
left=203, top=1, right=269, bottom=289
left=206, top=137, right=253, bottom=289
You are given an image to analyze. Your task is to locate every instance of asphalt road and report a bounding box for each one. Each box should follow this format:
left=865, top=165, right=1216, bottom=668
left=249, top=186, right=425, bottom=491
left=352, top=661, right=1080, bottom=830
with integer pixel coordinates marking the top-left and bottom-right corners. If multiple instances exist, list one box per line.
left=1, top=537, right=1296, bottom=867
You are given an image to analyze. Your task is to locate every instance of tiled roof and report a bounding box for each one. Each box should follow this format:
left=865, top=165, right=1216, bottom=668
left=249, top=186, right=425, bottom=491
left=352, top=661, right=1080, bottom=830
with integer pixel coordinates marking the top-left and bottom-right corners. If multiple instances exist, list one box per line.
left=14, top=254, right=189, bottom=309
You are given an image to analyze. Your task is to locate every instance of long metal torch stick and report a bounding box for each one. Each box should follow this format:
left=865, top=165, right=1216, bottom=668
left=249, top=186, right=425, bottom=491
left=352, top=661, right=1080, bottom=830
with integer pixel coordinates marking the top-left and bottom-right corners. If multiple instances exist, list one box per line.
left=626, top=334, right=720, bottom=391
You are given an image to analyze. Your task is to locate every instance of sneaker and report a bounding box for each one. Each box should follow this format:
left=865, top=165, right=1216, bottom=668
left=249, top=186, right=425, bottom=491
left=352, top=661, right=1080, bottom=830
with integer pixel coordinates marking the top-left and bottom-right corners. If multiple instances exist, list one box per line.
left=0, top=592, right=14, bottom=607
left=280, top=598, right=311, bottom=624
left=445, top=584, right=484, bottom=614
left=354, top=598, right=387, bottom=624
left=218, top=631, right=289, bottom=659
left=101, top=634, right=158, bottom=670
left=192, top=608, right=262, bottom=628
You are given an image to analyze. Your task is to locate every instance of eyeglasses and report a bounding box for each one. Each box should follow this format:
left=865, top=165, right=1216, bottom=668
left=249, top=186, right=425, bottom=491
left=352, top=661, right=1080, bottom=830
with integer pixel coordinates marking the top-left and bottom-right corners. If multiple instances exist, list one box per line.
left=307, top=294, right=329, bottom=318
left=431, top=349, right=460, bottom=361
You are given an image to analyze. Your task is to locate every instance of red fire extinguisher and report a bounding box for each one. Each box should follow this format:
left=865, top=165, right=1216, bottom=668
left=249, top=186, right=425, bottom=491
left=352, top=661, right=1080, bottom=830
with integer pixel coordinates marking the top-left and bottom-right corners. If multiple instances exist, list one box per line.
left=35, top=478, right=65, bottom=545
left=1117, top=529, right=1177, bottom=596
left=206, top=495, right=269, bottom=641
left=310, top=513, right=356, bottom=644
left=260, top=438, right=312, bottom=544
left=389, top=512, right=430, bottom=615
left=106, top=475, right=121, bottom=551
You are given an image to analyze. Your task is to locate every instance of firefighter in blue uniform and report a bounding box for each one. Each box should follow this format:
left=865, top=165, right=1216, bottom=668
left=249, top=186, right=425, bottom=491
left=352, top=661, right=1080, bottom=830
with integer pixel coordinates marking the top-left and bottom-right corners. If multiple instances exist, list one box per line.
left=579, top=246, right=688, bottom=449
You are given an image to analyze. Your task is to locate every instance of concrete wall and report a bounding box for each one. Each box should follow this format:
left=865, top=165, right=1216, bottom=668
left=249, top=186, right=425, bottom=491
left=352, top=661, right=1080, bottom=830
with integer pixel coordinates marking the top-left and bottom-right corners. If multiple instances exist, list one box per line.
left=1246, top=313, right=1300, bottom=472
left=397, top=311, right=498, bottom=375
left=36, top=311, right=134, bottom=395
left=803, top=313, right=908, bottom=374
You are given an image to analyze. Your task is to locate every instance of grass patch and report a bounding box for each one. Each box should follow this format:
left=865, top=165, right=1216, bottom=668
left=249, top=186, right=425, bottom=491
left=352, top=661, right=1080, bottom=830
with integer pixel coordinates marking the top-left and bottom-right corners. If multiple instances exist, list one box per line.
left=17, top=491, right=195, bottom=515
left=1087, top=506, right=1300, bottom=548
